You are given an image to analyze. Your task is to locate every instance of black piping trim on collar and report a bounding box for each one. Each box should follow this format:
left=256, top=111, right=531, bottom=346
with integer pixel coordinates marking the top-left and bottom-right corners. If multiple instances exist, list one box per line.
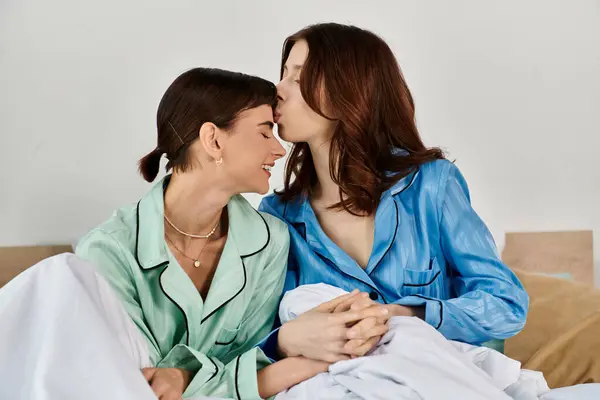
left=134, top=200, right=143, bottom=267
left=200, top=210, right=269, bottom=324
left=134, top=203, right=268, bottom=349
left=391, top=167, right=419, bottom=196
left=369, top=200, right=399, bottom=276
left=412, top=294, right=443, bottom=329
left=319, top=253, right=387, bottom=304
left=142, top=263, right=168, bottom=349
left=201, top=258, right=248, bottom=324
left=133, top=202, right=170, bottom=348
left=240, top=210, right=271, bottom=258
left=403, top=270, right=441, bottom=287
left=234, top=356, right=242, bottom=400
left=281, top=191, right=387, bottom=302
left=207, top=356, right=219, bottom=382
left=158, top=266, right=191, bottom=346
left=134, top=200, right=169, bottom=271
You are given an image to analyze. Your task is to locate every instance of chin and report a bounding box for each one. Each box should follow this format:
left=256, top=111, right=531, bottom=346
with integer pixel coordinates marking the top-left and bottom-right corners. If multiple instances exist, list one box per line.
left=256, top=184, right=270, bottom=195
left=277, top=125, right=292, bottom=143
left=279, top=126, right=309, bottom=144
left=242, top=182, right=270, bottom=196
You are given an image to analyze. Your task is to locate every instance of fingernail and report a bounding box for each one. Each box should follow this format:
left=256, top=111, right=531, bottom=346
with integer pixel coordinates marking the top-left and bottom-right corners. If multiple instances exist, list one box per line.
left=360, top=292, right=369, bottom=298
left=381, top=308, right=389, bottom=314
left=348, top=330, right=356, bottom=338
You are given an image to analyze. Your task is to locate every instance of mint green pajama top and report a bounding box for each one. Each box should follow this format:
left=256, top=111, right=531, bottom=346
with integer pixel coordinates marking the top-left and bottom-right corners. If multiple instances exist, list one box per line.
left=76, top=176, right=289, bottom=399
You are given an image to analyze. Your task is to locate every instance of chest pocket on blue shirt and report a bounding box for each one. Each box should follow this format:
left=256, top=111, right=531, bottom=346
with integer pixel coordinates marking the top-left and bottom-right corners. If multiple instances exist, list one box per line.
left=401, top=257, right=443, bottom=298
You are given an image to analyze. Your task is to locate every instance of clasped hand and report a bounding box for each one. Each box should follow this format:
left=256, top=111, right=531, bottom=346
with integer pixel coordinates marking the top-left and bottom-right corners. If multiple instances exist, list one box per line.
left=279, top=290, right=412, bottom=362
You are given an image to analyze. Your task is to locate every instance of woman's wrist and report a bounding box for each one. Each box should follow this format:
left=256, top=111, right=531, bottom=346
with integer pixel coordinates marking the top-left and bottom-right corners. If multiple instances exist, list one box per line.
left=386, top=304, right=426, bottom=319
left=276, top=322, right=297, bottom=358
left=257, top=356, right=329, bottom=398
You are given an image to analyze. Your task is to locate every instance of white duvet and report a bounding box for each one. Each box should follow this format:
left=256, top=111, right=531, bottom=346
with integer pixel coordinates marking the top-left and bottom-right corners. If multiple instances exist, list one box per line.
left=275, top=283, right=552, bottom=400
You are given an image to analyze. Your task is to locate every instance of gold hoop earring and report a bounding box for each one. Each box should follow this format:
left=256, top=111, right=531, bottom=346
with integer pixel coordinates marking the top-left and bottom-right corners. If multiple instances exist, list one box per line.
left=215, top=157, right=223, bottom=166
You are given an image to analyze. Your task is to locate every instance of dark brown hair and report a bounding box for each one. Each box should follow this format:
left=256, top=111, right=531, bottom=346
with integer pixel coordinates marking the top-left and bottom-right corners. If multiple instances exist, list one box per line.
left=138, top=67, right=277, bottom=182
left=278, top=23, right=445, bottom=215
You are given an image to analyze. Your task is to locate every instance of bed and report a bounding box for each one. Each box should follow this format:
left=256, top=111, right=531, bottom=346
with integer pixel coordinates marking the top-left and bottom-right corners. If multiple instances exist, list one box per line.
left=1, top=238, right=600, bottom=399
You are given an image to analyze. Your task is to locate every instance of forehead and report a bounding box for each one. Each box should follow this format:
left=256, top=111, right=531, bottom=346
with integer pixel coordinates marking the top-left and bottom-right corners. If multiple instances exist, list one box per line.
left=235, top=104, right=274, bottom=126
left=286, top=40, right=309, bottom=67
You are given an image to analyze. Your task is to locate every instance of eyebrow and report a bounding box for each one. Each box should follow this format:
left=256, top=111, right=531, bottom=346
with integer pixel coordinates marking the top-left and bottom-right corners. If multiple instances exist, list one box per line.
left=258, top=121, right=274, bottom=129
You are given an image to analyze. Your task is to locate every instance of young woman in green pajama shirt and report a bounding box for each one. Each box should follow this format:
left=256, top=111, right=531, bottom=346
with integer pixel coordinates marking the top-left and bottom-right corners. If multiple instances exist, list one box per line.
left=74, top=67, right=387, bottom=400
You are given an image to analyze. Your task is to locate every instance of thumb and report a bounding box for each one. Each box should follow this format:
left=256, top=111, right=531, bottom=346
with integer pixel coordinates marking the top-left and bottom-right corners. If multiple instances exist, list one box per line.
left=142, top=367, right=156, bottom=382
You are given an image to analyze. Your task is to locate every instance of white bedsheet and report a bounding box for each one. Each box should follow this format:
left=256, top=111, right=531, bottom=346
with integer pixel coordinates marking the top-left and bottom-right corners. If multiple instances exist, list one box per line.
left=275, top=283, right=600, bottom=400
left=0, top=253, right=227, bottom=400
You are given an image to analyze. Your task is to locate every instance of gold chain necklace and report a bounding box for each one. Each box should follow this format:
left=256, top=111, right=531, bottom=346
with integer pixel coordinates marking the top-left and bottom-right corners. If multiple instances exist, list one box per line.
left=163, top=213, right=220, bottom=239
left=165, top=233, right=209, bottom=268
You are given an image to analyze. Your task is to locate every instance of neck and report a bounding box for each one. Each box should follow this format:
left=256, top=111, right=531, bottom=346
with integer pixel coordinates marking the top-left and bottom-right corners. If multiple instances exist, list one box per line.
left=308, top=137, right=341, bottom=206
left=163, top=171, right=230, bottom=236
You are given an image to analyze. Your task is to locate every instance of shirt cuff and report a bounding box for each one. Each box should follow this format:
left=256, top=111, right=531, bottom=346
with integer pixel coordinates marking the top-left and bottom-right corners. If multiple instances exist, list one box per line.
left=394, top=295, right=443, bottom=330
left=157, top=343, right=202, bottom=373
left=256, top=327, right=281, bottom=363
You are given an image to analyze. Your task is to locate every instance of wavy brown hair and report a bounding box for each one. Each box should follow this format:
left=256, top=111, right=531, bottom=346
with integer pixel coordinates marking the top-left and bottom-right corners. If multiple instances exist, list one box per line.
left=277, top=23, right=445, bottom=215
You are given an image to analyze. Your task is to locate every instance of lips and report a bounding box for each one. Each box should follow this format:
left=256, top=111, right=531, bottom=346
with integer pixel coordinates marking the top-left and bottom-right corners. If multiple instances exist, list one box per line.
left=262, top=164, right=274, bottom=177
left=274, top=112, right=281, bottom=123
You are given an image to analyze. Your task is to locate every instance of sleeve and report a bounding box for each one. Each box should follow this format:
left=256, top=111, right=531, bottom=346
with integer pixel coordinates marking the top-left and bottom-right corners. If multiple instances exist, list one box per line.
left=258, top=196, right=299, bottom=294
left=256, top=198, right=300, bottom=362
left=159, top=345, right=270, bottom=400
left=75, top=230, right=162, bottom=362
left=394, top=163, right=529, bottom=344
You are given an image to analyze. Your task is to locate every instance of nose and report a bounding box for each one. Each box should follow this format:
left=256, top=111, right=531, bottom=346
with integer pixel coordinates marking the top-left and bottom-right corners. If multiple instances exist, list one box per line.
left=276, top=81, right=286, bottom=102
left=272, top=138, right=287, bottom=160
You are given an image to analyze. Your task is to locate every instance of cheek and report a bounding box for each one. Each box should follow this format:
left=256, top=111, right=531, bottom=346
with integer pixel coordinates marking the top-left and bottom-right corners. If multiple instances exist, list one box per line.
left=294, top=100, right=332, bottom=137
left=227, top=139, right=266, bottom=170
left=285, top=94, right=315, bottom=129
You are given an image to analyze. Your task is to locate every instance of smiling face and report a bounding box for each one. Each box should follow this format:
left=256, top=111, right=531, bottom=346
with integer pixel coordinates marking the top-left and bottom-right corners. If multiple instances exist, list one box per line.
left=216, top=104, right=286, bottom=195
left=275, top=40, right=336, bottom=145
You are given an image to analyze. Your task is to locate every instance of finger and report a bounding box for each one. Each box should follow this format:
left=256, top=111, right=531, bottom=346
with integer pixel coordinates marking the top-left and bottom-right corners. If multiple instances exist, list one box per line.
left=344, top=338, right=368, bottom=350
left=360, top=323, right=389, bottom=341
left=333, top=292, right=366, bottom=313
left=346, top=317, right=377, bottom=339
left=327, top=323, right=353, bottom=342
left=344, top=321, right=389, bottom=344
left=349, top=297, right=376, bottom=312
left=142, top=368, right=156, bottom=382
left=313, top=341, right=351, bottom=363
left=336, top=305, right=389, bottom=324
left=315, top=290, right=360, bottom=312
left=325, top=338, right=352, bottom=354
left=333, top=300, right=351, bottom=314
left=345, top=335, right=381, bottom=357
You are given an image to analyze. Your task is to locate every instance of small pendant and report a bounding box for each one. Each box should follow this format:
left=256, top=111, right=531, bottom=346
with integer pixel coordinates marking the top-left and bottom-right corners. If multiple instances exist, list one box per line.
left=193, top=260, right=201, bottom=268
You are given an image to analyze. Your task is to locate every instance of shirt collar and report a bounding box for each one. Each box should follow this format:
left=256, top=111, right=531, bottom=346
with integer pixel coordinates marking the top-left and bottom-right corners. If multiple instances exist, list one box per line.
left=282, top=169, right=420, bottom=224
left=135, top=175, right=269, bottom=269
